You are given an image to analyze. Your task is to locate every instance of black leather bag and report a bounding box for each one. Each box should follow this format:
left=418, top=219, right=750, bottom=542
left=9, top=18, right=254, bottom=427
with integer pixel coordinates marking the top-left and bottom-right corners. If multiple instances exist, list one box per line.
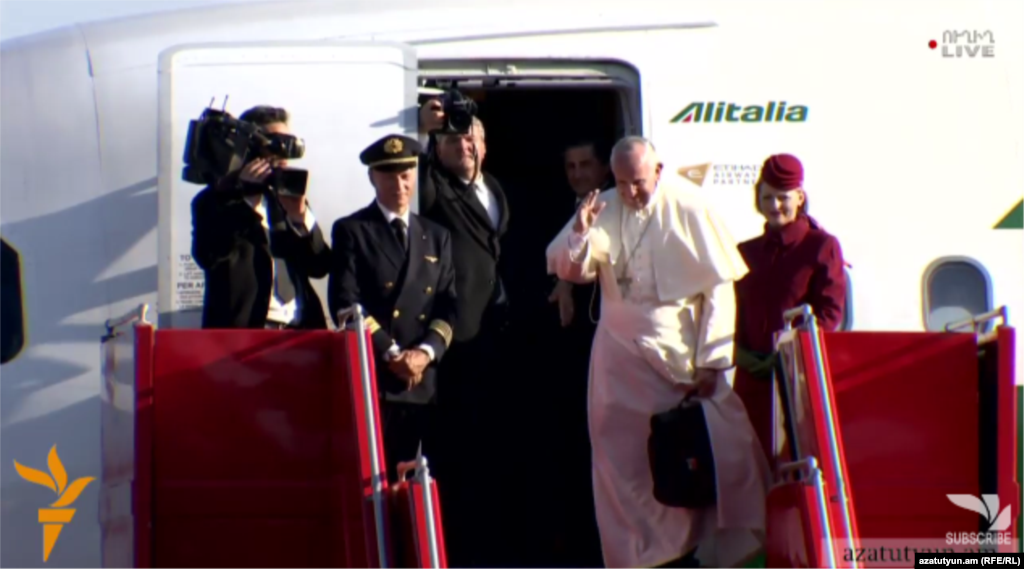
left=648, top=394, right=717, bottom=509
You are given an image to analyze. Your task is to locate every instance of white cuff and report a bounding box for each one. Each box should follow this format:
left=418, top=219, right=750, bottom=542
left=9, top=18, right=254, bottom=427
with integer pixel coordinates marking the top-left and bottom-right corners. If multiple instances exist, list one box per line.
left=385, top=343, right=401, bottom=361
left=416, top=344, right=435, bottom=362
left=568, top=229, right=589, bottom=263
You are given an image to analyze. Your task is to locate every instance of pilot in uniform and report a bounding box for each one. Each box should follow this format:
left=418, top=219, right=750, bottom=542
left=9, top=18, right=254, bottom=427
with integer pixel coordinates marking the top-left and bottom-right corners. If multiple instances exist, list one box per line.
left=328, top=134, right=458, bottom=482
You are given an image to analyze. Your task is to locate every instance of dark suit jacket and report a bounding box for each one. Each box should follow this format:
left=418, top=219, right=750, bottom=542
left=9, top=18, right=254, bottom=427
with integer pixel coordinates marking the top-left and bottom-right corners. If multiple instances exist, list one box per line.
left=419, top=157, right=510, bottom=343
left=190, top=176, right=330, bottom=329
left=328, top=202, right=458, bottom=405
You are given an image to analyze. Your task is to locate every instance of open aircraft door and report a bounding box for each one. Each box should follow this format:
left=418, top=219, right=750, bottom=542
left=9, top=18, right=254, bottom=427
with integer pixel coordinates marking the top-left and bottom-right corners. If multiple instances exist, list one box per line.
left=767, top=305, right=860, bottom=568
left=155, top=41, right=420, bottom=329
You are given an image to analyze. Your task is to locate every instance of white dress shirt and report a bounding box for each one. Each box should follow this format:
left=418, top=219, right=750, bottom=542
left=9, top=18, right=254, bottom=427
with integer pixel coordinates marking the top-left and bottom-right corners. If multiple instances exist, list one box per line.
left=376, top=200, right=436, bottom=363
left=248, top=194, right=316, bottom=326
left=462, top=176, right=500, bottom=228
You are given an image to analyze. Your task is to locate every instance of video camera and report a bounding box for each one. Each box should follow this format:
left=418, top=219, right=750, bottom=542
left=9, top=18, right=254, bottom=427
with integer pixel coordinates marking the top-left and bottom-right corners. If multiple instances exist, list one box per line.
left=434, top=89, right=478, bottom=135
left=181, top=101, right=309, bottom=196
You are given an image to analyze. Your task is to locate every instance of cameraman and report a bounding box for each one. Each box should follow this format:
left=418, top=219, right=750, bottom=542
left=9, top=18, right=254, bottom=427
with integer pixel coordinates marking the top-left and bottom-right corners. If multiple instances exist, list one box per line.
left=190, top=105, right=331, bottom=330
left=417, top=93, right=511, bottom=568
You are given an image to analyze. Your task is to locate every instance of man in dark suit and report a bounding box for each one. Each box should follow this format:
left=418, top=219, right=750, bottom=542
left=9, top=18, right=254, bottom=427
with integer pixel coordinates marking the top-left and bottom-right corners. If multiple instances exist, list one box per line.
left=547, top=138, right=612, bottom=332
left=543, top=138, right=613, bottom=567
left=191, top=105, right=330, bottom=330
left=420, top=115, right=509, bottom=343
left=418, top=110, right=512, bottom=567
left=328, top=134, right=457, bottom=481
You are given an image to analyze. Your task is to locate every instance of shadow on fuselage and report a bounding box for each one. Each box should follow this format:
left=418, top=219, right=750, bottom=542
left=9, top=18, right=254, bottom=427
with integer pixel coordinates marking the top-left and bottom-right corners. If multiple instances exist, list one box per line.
left=1, top=178, right=158, bottom=568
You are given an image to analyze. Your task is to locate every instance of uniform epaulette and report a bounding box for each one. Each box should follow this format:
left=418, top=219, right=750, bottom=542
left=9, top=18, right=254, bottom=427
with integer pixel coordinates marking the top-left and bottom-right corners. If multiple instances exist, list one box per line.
left=428, top=319, right=453, bottom=348
left=364, top=315, right=382, bottom=334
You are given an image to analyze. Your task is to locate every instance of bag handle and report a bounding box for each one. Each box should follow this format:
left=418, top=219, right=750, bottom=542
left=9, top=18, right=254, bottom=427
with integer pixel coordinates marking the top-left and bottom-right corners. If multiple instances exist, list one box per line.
left=674, top=390, right=701, bottom=410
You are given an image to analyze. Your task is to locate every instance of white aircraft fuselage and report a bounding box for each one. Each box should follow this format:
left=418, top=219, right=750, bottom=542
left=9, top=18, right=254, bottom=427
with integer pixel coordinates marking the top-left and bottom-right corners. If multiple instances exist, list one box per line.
left=1, top=0, right=1021, bottom=566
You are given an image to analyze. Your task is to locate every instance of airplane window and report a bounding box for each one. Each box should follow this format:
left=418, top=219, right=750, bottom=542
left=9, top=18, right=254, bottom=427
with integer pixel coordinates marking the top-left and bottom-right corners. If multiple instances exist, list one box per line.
left=1, top=237, right=26, bottom=364
left=922, top=257, right=993, bottom=332
left=838, top=268, right=854, bottom=331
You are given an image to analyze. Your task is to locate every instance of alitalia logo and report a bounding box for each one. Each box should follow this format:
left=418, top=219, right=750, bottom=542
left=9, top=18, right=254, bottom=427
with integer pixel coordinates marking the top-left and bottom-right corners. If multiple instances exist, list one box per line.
left=671, top=101, right=808, bottom=123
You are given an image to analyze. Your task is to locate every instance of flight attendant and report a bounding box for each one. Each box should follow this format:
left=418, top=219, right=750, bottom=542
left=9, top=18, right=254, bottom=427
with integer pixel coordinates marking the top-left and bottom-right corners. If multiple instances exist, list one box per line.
left=733, top=153, right=847, bottom=461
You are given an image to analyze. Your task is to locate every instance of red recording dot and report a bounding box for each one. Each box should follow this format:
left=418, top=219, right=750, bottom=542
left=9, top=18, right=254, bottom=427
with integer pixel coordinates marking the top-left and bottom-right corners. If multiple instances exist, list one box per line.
left=929, top=40, right=938, bottom=49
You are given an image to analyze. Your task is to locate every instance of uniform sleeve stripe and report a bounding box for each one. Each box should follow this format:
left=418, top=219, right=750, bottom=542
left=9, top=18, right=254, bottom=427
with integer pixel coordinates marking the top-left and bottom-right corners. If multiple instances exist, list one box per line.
left=364, top=316, right=382, bottom=334
left=428, top=319, right=453, bottom=348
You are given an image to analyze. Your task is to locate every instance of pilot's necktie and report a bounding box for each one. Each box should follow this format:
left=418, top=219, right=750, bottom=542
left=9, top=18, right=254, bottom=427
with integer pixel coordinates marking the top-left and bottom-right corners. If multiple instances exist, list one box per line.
left=391, top=218, right=409, bottom=253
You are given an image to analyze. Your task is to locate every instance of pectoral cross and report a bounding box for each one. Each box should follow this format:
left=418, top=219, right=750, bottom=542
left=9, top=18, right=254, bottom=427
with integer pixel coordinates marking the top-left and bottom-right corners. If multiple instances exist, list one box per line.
left=617, top=277, right=633, bottom=298
left=616, top=264, right=636, bottom=298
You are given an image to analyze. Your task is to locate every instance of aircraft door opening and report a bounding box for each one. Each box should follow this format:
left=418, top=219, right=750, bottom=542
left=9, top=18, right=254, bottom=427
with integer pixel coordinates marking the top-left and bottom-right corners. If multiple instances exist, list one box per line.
left=156, top=41, right=420, bottom=329
left=413, top=60, right=640, bottom=567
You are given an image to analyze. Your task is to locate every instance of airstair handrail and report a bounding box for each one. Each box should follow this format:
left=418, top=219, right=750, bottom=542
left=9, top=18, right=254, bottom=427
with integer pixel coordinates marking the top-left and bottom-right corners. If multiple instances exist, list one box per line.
left=336, top=305, right=390, bottom=568
left=103, top=303, right=151, bottom=336
left=781, top=304, right=812, bottom=331
left=944, top=306, right=1008, bottom=333
left=776, top=456, right=837, bottom=568
left=414, top=455, right=442, bottom=568
left=779, top=303, right=858, bottom=568
left=801, top=309, right=858, bottom=569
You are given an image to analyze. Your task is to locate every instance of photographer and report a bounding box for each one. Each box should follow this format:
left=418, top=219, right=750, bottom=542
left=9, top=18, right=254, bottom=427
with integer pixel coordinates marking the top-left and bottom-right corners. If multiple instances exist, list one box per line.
left=190, top=105, right=331, bottom=330
left=417, top=91, right=512, bottom=568
left=419, top=93, right=509, bottom=345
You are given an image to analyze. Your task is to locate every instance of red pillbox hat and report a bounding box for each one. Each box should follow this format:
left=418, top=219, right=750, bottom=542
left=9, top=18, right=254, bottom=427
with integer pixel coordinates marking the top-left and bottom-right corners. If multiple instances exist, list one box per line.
left=759, top=154, right=804, bottom=191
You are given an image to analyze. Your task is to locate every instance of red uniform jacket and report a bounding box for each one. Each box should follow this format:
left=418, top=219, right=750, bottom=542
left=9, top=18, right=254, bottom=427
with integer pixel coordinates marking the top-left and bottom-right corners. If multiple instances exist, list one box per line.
left=732, top=215, right=846, bottom=459
left=735, top=215, right=846, bottom=354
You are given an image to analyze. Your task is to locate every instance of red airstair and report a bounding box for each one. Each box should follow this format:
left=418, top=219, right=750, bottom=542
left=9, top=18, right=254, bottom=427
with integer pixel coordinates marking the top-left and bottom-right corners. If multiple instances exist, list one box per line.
left=766, top=305, right=1019, bottom=568
left=98, top=303, right=1018, bottom=568
left=99, top=304, right=446, bottom=568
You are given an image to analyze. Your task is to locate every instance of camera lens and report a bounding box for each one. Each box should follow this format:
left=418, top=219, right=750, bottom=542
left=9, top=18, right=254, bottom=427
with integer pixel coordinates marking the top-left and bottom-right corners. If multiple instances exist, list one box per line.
left=450, top=112, right=472, bottom=132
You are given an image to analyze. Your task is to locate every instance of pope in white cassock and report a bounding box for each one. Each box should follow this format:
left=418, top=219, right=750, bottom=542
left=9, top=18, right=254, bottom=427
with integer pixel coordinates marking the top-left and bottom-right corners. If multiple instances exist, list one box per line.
left=546, top=137, right=771, bottom=568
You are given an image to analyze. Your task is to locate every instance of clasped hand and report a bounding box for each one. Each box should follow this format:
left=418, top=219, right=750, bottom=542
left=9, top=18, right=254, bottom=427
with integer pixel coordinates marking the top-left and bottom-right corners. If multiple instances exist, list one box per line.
left=388, top=349, right=430, bottom=389
left=678, top=367, right=721, bottom=399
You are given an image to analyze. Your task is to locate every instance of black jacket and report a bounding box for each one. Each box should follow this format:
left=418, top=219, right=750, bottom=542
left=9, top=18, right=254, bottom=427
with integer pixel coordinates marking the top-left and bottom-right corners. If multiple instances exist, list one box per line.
left=328, top=202, right=458, bottom=405
left=190, top=176, right=330, bottom=329
left=419, top=156, right=510, bottom=343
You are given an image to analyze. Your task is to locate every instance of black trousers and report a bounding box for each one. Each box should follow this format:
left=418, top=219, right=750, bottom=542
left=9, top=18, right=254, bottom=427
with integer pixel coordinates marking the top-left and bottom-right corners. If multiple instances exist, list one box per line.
left=431, top=324, right=511, bottom=568
left=380, top=401, right=434, bottom=484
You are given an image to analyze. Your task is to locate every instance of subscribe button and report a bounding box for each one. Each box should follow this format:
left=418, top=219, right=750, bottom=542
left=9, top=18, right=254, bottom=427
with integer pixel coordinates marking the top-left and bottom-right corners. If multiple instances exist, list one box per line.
left=915, top=553, right=1022, bottom=567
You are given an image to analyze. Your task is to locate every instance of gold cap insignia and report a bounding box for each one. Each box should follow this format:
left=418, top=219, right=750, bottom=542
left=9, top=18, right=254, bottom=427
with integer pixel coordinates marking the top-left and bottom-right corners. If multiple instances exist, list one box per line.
left=424, top=255, right=438, bottom=263
left=384, top=138, right=404, bottom=155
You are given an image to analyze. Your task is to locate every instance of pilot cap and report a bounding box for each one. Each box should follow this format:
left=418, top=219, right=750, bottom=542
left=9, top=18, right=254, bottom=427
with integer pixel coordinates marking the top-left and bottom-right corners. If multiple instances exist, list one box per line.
left=360, top=134, right=421, bottom=172
left=759, top=154, right=804, bottom=191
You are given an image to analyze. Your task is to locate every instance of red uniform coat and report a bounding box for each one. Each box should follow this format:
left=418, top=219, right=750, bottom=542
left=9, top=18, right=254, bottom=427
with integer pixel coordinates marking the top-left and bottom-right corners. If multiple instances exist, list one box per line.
left=732, top=215, right=847, bottom=459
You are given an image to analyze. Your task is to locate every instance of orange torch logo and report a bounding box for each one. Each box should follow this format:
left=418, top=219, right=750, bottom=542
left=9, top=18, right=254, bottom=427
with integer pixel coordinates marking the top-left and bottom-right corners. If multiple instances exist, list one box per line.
left=13, top=445, right=95, bottom=562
